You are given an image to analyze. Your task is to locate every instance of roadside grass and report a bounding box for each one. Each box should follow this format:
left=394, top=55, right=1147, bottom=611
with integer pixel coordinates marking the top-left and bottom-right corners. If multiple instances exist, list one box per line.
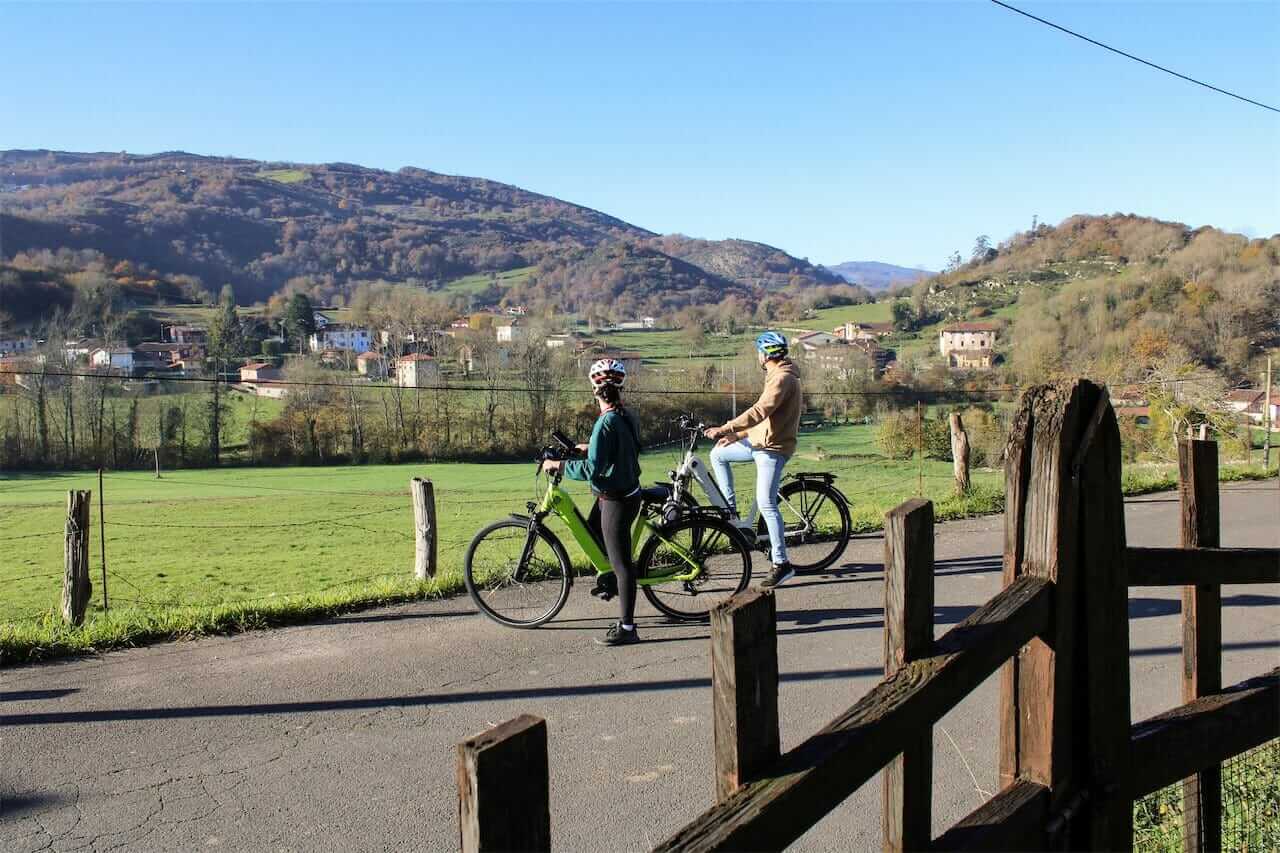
left=1132, top=739, right=1279, bottom=851
left=2, top=422, right=1274, bottom=666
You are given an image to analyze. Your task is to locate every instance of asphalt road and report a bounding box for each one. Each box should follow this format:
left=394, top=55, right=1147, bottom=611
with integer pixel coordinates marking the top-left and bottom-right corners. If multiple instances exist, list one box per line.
left=3, top=482, right=1277, bottom=852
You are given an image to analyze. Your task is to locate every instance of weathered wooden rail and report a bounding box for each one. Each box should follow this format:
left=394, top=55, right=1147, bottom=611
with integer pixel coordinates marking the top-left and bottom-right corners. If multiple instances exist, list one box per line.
left=452, top=379, right=1280, bottom=852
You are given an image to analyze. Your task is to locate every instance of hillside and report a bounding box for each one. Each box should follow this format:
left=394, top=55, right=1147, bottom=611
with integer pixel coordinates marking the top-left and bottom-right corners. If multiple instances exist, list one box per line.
left=503, top=241, right=752, bottom=316
left=650, top=235, right=842, bottom=290
left=0, top=149, right=839, bottom=312
left=904, top=214, right=1279, bottom=383
left=825, top=260, right=933, bottom=291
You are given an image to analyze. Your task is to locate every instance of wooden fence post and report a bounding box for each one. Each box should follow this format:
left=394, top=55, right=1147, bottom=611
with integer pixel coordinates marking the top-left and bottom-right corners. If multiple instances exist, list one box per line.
left=999, top=379, right=1125, bottom=848
left=411, top=477, right=437, bottom=579
left=1179, top=438, right=1221, bottom=853
left=1076, top=388, right=1133, bottom=850
left=949, top=414, right=970, bottom=496
left=457, top=714, right=550, bottom=853
left=882, top=498, right=934, bottom=853
left=711, top=589, right=780, bottom=801
left=62, top=490, right=92, bottom=626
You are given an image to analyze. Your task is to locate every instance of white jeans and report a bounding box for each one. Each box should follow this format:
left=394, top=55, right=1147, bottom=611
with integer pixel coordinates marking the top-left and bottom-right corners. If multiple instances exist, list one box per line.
left=708, top=439, right=789, bottom=565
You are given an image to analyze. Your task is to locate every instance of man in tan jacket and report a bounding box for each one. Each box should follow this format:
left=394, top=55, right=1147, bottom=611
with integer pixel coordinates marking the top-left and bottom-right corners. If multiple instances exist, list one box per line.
left=703, top=331, right=802, bottom=588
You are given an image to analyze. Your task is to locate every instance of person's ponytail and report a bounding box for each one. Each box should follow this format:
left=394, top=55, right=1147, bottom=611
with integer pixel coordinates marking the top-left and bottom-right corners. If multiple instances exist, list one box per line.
left=595, top=383, right=623, bottom=408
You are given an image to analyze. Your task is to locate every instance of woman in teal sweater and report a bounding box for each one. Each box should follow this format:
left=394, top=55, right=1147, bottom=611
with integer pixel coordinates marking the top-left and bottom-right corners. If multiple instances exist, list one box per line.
left=543, top=359, right=642, bottom=646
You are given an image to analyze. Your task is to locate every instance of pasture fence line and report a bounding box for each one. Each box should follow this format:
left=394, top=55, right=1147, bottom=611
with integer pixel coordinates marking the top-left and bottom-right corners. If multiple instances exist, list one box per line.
left=452, top=379, right=1280, bottom=852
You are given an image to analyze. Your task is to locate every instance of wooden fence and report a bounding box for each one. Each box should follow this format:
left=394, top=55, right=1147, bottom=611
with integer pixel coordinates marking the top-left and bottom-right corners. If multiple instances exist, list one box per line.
left=453, top=379, right=1280, bottom=852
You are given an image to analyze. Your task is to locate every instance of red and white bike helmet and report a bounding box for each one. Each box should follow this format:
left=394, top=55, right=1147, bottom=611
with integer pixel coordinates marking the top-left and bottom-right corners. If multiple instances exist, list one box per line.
left=588, top=358, right=627, bottom=389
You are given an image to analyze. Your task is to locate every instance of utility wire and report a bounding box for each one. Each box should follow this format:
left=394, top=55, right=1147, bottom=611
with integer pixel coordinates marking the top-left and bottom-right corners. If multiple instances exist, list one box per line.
left=990, top=0, right=1280, bottom=114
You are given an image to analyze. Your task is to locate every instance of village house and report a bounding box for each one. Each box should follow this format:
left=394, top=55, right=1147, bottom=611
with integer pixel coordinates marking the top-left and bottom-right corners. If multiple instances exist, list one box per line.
left=938, top=322, right=999, bottom=369
left=307, top=324, right=372, bottom=354
left=312, top=311, right=333, bottom=329
left=0, top=335, right=36, bottom=355
left=90, top=346, right=136, bottom=374
left=166, top=325, right=207, bottom=345
left=397, top=353, right=440, bottom=388
left=458, top=344, right=512, bottom=374
left=617, top=317, right=658, bottom=331
left=833, top=321, right=893, bottom=341
left=505, top=305, right=528, bottom=316
left=63, top=338, right=99, bottom=362
left=237, top=362, right=286, bottom=398
left=496, top=321, right=525, bottom=343
left=0, top=355, right=42, bottom=389
left=1224, top=387, right=1279, bottom=425
left=239, top=362, right=282, bottom=383
left=794, top=331, right=892, bottom=376
left=356, top=351, right=388, bottom=379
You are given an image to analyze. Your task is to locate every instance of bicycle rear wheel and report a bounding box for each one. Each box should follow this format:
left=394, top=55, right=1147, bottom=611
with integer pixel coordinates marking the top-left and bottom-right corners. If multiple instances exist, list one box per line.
left=464, top=518, right=572, bottom=628
left=638, top=515, right=752, bottom=621
left=757, top=479, right=851, bottom=572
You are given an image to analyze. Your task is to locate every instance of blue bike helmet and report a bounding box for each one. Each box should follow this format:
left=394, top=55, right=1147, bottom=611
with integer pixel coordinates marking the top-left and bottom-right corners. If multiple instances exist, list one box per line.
left=755, top=331, right=788, bottom=358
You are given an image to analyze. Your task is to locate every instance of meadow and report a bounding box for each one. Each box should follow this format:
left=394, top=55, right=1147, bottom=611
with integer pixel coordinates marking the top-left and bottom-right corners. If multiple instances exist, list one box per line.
left=0, top=421, right=1011, bottom=658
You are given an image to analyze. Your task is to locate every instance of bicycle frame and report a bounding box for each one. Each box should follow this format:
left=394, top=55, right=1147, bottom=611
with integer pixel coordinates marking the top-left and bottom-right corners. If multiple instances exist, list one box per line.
left=668, top=427, right=823, bottom=542
left=535, top=476, right=704, bottom=585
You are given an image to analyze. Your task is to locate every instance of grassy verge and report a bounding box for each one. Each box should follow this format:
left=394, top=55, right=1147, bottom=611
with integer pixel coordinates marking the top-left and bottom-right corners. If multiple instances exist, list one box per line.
left=1132, top=739, right=1279, bottom=851
left=2, top=442, right=1273, bottom=667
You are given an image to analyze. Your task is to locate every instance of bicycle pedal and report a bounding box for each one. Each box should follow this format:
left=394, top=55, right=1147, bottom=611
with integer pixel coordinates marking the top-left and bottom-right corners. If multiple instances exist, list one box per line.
left=590, top=588, right=616, bottom=602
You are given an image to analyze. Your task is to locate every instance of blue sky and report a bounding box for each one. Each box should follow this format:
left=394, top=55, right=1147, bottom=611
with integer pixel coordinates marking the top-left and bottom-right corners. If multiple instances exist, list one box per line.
left=3, top=1, right=1277, bottom=268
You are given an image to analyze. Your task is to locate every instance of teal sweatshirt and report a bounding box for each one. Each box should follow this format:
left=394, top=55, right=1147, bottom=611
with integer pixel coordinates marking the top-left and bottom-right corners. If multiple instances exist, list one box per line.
left=564, top=409, right=642, bottom=497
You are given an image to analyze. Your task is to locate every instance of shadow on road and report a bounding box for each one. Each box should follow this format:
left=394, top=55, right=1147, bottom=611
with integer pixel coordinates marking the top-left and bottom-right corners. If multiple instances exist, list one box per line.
left=0, top=689, right=79, bottom=702
left=0, top=666, right=886, bottom=727
left=0, top=790, right=66, bottom=818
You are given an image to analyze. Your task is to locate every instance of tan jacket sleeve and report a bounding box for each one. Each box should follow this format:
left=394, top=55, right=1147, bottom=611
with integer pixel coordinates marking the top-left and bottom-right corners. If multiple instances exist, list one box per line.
left=725, top=373, right=785, bottom=433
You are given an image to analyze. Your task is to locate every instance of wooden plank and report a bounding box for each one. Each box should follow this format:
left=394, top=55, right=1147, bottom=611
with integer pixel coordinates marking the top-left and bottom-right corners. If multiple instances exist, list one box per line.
left=1129, top=667, right=1279, bottom=798
left=1178, top=438, right=1221, bottom=853
left=61, top=490, right=92, bottom=626
left=930, top=780, right=1049, bottom=852
left=457, top=714, right=550, bottom=853
left=1076, top=395, right=1132, bottom=850
left=411, top=477, right=437, bottom=579
left=998, top=380, right=1091, bottom=828
left=882, top=498, right=934, bottom=853
left=652, top=576, right=1052, bottom=853
left=1126, top=546, right=1280, bottom=585
left=711, top=589, right=780, bottom=801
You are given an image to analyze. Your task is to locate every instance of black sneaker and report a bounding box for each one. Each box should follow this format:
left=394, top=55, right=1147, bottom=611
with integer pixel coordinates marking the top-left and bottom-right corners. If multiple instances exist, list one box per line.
left=590, top=574, right=618, bottom=601
left=595, top=622, right=640, bottom=646
left=759, top=562, right=795, bottom=589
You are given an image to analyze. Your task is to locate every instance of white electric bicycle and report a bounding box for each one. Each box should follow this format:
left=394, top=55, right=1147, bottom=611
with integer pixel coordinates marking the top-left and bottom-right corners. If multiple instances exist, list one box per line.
left=653, top=414, right=853, bottom=573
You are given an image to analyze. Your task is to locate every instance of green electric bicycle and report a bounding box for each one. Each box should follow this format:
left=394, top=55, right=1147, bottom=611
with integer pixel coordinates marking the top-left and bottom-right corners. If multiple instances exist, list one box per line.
left=464, top=431, right=753, bottom=627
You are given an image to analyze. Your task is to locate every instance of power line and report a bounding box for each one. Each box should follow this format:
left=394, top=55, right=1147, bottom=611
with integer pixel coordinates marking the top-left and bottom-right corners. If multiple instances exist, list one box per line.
left=990, top=0, right=1280, bottom=114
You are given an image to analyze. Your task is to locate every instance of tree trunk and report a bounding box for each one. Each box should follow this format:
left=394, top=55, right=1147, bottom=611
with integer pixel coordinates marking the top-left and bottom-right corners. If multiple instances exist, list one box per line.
left=949, top=413, right=971, bottom=495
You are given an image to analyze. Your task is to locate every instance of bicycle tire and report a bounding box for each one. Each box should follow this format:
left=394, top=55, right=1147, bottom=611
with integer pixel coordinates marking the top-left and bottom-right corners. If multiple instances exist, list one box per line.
left=638, top=515, right=752, bottom=621
left=757, top=479, right=851, bottom=573
left=464, top=517, right=573, bottom=628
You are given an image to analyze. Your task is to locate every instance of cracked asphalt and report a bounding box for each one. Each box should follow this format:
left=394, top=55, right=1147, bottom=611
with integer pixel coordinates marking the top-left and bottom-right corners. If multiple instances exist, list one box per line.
left=2, top=483, right=1277, bottom=852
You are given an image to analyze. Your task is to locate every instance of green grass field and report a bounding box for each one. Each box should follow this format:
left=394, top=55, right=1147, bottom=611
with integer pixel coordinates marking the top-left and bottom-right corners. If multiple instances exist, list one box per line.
left=256, top=168, right=310, bottom=184
left=806, top=301, right=893, bottom=328
left=0, top=422, right=1012, bottom=659
left=441, top=266, right=534, bottom=296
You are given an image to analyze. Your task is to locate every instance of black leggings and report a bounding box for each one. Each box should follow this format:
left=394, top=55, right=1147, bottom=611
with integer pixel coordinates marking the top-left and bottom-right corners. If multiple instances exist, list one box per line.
left=588, top=493, right=643, bottom=625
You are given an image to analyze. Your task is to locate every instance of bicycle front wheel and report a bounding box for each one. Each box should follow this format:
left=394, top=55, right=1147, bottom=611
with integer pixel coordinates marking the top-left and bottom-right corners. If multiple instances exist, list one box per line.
left=464, top=518, right=572, bottom=628
left=638, top=516, right=752, bottom=621
left=758, top=479, right=851, bottom=572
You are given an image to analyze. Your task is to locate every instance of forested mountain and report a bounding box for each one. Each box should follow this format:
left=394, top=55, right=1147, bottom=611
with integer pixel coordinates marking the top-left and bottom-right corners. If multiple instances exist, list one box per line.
left=825, top=260, right=933, bottom=291
left=903, top=214, right=1279, bottom=384
left=0, top=149, right=841, bottom=312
